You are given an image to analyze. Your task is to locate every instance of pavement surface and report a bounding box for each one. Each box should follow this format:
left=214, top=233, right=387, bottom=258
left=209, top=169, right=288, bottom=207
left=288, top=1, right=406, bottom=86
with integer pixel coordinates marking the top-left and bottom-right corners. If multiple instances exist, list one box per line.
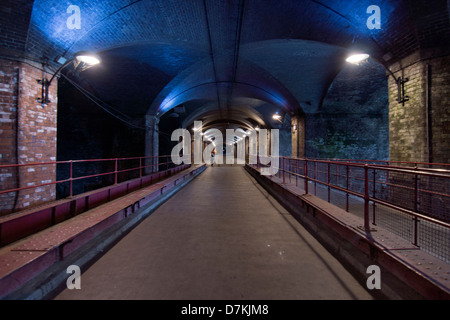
left=55, top=166, right=374, bottom=300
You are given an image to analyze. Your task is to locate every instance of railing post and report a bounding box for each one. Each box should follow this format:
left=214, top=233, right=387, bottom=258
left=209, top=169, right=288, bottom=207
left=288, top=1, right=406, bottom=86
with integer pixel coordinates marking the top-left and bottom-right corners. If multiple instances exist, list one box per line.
left=69, top=160, right=73, bottom=197
left=414, top=166, right=419, bottom=212
left=372, top=168, right=377, bottom=225
left=283, top=157, right=286, bottom=184
left=346, top=164, right=349, bottom=212
left=364, top=164, right=370, bottom=230
left=139, top=157, right=142, bottom=178
left=304, top=160, right=308, bottom=194
left=314, top=161, right=317, bottom=195
left=114, top=158, right=118, bottom=184
left=336, top=164, right=339, bottom=186
left=288, top=158, right=291, bottom=184
left=327, top=163, right=331, bottom=202
left=386, top=161, right=391, bottom=201
left=413, top=166, right=419, bottom=246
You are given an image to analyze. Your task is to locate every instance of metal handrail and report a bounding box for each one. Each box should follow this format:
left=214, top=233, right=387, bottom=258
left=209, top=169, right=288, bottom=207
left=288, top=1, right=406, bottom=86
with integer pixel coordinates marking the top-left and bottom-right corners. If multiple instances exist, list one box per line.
left=250, top=156, right=450, bottom=250
left=308, top=157, right=450, bottom=169
left=0, top=155, right=177, bottom=197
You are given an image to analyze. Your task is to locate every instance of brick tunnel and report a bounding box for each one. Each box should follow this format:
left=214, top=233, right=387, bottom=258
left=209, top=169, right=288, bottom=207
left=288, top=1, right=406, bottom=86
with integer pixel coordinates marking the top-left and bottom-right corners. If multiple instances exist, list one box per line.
left=0, top=0, right=449, bottom=303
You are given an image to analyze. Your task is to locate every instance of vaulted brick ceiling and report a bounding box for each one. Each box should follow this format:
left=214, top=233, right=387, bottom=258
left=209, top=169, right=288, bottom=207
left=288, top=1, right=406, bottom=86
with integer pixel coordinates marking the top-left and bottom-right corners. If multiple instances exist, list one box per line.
left=2, top=0, right=450, bottom=130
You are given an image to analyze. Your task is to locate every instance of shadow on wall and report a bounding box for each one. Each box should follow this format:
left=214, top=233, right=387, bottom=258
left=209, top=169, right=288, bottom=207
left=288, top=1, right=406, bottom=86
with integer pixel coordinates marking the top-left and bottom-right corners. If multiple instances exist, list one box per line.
left=306, top=60, right=389, bottom=160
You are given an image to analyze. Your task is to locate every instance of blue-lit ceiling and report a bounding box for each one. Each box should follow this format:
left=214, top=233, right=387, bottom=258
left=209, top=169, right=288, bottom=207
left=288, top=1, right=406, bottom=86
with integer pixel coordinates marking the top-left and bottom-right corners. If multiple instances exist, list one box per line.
left=15, top=0, right=449, bottom=130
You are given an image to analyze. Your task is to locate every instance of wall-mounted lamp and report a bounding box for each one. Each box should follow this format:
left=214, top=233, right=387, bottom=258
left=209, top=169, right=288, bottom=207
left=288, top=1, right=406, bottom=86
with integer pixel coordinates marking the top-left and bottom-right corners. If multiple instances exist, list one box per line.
left=38, top=51, right=101, bottom=106
left=346, top=52, right=409, bottom=105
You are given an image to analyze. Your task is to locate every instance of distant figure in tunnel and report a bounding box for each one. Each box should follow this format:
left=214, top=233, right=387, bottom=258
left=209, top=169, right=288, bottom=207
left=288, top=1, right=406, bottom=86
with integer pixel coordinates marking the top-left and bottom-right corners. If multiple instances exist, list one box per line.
left=211, top=149, right=216, bottom=166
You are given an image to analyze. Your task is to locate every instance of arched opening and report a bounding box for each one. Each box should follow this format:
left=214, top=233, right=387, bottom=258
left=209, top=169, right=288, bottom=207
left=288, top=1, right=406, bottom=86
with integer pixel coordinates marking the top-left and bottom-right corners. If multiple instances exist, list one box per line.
left=305, top=59, right=389, bottom=160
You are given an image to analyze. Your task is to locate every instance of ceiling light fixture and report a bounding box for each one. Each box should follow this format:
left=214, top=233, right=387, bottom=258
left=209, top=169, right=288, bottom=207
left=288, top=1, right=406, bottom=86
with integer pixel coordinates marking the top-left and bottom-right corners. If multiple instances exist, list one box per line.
left=272, top=112, right=282, bottom=122
left=346, top=52, right=409, bottom=104
left=345, top=53, right=370, bottom=65
left=75, top=53, right=101, bottom=66
left=38, top=51, right=101, bottom=106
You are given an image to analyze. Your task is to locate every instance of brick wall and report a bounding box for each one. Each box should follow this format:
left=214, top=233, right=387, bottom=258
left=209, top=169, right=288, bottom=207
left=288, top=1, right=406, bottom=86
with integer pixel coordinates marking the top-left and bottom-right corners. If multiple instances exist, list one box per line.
left=388, top=53, right=450, bottom=164
left=0, top=58, right=57, bottom=216
left=428, top=56, right=450, bottom=164
left=387, top=52, right=450, bottom=221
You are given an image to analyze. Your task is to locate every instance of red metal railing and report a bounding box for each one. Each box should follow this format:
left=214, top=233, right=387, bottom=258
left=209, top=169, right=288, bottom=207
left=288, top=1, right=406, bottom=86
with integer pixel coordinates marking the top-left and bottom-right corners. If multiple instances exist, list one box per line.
left=251, top=156, right=450, bottom=263
left=308, top=157, right=450, bottom=170
left=0, top=155, right=178, bottom=213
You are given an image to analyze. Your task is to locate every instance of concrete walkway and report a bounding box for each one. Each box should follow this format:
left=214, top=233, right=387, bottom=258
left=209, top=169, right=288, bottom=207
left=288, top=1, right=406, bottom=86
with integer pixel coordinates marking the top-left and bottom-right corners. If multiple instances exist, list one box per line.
left=54, top=166, right=373, bottom=300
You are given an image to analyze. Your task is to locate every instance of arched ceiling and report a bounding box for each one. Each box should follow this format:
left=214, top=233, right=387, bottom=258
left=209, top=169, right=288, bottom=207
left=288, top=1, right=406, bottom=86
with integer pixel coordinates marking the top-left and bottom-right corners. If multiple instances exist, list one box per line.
left=2, top=0, right=450, bottom=131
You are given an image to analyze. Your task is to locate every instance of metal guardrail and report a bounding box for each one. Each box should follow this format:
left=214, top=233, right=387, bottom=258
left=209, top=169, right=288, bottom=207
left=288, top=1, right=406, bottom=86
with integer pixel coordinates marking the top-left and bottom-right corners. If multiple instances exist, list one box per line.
left=0, top=155, right=178, bottom=213
left=307, top=157, right=450, bottom=170
left=1, top=154, right=449, bottom=262
left=251, top=156, right=450, bottom=263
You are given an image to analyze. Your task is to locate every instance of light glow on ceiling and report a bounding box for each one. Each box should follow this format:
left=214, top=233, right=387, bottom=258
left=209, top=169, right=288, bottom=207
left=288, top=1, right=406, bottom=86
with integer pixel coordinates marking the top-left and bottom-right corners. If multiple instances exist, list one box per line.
left=75, top=53, right=101, bottom=66
left=345, top=53, right=370, bottom=65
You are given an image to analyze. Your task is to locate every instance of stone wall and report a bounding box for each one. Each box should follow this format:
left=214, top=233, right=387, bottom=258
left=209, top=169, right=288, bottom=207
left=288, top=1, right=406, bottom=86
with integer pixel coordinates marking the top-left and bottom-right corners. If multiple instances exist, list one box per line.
left=306, top=60, right=389, bottom=160
left=387, top=52, right=450, bottom=222
left=388, top=52, right=450, bottom=164
left=429, top=56, right=450, bottom=164
left=291, top=114, right=305, bottom=158
left=0, top=58, right=57, bottom=216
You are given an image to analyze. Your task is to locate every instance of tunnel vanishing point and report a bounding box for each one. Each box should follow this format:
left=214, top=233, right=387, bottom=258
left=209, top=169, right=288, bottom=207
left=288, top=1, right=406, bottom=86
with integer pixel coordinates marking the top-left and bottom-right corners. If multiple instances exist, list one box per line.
left=0, top=0, right=449, bottom=302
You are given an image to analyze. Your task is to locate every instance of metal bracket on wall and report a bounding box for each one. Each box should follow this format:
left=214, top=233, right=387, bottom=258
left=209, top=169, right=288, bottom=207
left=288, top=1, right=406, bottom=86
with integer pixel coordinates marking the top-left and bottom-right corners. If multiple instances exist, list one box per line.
left=396, top=76, right=409, bottom=105
left=37, top=78, right=50, bottom=106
